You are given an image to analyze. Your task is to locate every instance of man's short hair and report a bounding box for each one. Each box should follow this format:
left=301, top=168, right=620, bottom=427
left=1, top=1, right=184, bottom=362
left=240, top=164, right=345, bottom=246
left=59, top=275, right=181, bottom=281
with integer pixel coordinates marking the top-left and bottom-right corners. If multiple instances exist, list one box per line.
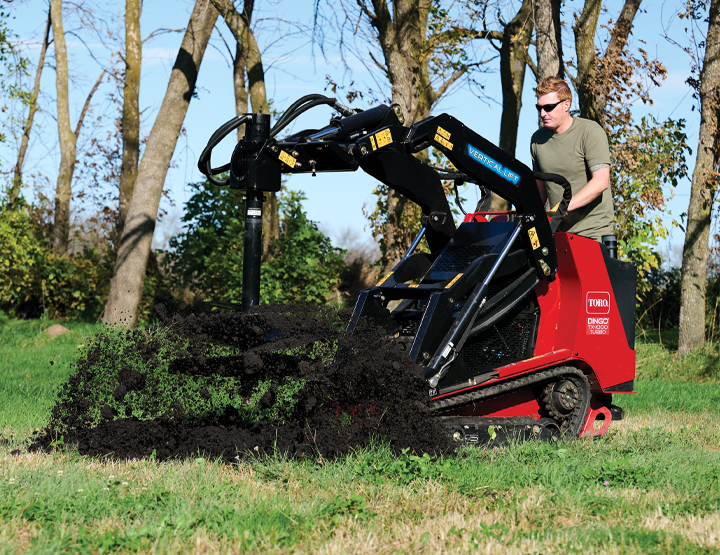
left=536, top=76, right=572, bottom=102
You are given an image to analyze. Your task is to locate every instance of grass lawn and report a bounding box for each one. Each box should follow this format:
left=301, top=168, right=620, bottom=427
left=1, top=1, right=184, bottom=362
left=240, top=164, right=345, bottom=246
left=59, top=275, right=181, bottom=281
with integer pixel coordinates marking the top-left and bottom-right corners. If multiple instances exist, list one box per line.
left=1, top=318, right=720, bottom=554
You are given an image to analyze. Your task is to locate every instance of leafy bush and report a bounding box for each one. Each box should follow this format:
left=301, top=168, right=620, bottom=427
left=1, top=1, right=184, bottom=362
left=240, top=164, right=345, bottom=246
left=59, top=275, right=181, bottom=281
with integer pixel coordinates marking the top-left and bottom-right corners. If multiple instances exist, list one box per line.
left=166, top=181, right=347, bottom=305
left=261, top=190, right=347, bottom=304
left=0, top=206, right=42, bottom=308
left=0, top=203, right=168, bottom=321
left=637, top=264, right=720, bottom=335
left=611, top=117, right=690, bottom=296
left=164, top=180, right=246, bottom=301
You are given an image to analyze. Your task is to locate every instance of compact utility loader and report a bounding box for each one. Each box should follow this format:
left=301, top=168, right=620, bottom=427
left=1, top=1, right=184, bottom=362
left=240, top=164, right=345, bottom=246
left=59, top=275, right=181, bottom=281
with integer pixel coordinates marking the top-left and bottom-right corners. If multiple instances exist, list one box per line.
left=197, top=94, right=636, bottom=445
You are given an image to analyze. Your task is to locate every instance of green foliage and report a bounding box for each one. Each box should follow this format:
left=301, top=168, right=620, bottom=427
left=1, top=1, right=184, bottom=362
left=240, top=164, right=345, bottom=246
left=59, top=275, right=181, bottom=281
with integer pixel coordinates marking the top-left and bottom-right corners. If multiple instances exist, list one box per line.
left=637, top=266, right=681, bottom=330
left=0, top=206, right=41, bottom=306
left=581, top=454, right=654, bottom=487
left=610, top=117, right=690, bottom=297
left=261, top=190, right=346, bottom=304
left=355, top=447, right=453, bottom=485
left=167, top=182, right=346, bottom=305
left=245, top=377, right=307, bottom=423
left=320, top=494, right=376, bottom=520
left=0, top=204, right=167, bottom=321
left=165, top=180, right=245, bottom=301
left=0, top=205, right=111, bottom=320
left=638, top=263, right=720, bottom=337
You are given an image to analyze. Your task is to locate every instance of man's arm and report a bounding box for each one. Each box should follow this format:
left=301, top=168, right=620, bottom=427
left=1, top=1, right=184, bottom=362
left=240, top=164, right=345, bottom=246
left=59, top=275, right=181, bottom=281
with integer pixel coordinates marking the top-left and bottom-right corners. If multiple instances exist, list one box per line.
left=567, top=165, right=609, bottom=211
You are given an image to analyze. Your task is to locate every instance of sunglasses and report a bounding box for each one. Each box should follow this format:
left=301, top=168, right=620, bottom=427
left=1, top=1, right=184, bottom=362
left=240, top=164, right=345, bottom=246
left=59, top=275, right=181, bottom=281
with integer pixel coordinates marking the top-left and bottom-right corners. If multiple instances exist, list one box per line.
left=535, top=100, right=566, bottom=113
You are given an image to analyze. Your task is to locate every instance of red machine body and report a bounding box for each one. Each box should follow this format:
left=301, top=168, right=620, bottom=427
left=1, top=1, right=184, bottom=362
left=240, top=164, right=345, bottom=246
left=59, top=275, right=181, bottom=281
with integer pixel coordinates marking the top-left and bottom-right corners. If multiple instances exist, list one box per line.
left=432, top=221, right=635, bottom=438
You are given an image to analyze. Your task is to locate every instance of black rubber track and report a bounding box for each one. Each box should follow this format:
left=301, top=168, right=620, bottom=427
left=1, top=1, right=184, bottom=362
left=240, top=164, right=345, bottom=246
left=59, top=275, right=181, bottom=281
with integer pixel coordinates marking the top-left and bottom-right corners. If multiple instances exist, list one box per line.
left=428, top=366, right=592, bottom=437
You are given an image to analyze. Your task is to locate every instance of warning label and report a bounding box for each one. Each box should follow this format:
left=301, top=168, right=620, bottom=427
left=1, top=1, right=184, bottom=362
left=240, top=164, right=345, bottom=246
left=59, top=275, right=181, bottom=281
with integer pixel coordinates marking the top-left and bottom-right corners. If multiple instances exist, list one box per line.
left=587, top=317, right=609, bottom=335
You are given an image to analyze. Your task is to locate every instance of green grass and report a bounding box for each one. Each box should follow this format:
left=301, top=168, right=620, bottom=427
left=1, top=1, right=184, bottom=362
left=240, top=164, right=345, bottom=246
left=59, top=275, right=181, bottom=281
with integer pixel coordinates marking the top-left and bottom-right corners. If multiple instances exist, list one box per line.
left=1, top=318, right=720, bottom=553
left=0, top=319, right=105, bottom=432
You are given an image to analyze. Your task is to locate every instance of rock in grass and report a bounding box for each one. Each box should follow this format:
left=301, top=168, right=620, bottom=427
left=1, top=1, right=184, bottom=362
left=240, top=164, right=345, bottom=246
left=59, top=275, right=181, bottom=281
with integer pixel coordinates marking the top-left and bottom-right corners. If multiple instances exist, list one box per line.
left=45, top=324, right=71, bottom=339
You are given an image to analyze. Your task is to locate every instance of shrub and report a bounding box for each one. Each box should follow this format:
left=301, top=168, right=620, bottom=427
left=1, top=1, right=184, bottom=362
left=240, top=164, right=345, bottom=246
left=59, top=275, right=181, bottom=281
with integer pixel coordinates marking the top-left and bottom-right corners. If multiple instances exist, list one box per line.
left=0, top=206, right=42, bottom=309
left=0, top=203, right=169, bottom=321
left=166, top=181, right=347, bottom=305
left=261, top=190, right=347, bottom=304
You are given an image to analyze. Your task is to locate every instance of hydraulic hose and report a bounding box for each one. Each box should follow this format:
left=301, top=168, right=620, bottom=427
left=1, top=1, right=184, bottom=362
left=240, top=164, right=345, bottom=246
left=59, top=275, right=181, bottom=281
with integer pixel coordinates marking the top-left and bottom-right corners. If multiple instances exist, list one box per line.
left=198, top=114, right=252, bottom=186
left=270, top=94, right=357, bottom=138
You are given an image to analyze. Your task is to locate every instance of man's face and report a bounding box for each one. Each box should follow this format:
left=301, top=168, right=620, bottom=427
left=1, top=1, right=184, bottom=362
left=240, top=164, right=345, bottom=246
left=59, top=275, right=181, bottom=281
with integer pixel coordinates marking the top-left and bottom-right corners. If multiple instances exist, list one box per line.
left=536, top=91, right=571, bottom=131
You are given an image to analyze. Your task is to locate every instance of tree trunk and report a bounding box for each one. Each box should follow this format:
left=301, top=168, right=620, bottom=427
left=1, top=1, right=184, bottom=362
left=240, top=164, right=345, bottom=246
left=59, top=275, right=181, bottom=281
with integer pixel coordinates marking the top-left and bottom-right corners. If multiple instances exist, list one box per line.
left=212, top=0, right=278, bottom=257
left=103, top=0, right=219, bottom=327
left=117, top=0, right=142, bottom=239
left=678, top=0, right=720, bottom=353
left=499, top=0, right=534, bottom=158
left=9, top=10, right=51, bottom=210
left=534, top=0, right=563, bottom=84
left=573, top=0, right=602, bottom=121
left=50, top=0, right=77, bottom=255
left=233, top=42, right=248, bottom=139
left=575, top=0, right=642, bottom=123
left=370, top=0, right=435, bottom=269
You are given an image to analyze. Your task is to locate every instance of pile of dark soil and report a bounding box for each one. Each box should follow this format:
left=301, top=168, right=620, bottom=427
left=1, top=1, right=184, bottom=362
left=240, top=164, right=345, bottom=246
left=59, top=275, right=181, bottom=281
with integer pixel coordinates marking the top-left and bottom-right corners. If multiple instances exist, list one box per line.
left=32, top=304, right=448, bottom=461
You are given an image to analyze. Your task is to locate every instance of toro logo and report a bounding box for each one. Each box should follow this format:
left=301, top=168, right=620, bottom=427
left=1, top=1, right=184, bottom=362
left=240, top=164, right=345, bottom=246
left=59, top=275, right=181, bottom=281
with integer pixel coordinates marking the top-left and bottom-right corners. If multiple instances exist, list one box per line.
left=586, top=291, right=610, bottom=314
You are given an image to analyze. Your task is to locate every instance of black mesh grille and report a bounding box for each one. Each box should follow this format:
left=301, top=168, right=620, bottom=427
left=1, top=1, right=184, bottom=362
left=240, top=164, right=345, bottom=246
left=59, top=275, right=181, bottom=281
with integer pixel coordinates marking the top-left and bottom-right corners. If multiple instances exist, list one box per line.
left=431, top=244, right=493, bottom=273
left=463, top=312, right=536, bottom=372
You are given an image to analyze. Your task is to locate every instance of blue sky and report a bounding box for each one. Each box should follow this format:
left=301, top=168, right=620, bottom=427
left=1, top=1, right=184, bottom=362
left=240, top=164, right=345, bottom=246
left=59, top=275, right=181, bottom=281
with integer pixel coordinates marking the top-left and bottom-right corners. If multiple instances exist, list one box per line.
left=3, top=0, right=702, bottom=264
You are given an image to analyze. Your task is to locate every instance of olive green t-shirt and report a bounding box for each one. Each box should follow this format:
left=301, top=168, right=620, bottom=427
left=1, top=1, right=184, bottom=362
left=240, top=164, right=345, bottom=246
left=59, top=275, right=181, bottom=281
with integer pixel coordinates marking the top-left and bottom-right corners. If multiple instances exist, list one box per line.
left=530, top=117, right=614, bottom=241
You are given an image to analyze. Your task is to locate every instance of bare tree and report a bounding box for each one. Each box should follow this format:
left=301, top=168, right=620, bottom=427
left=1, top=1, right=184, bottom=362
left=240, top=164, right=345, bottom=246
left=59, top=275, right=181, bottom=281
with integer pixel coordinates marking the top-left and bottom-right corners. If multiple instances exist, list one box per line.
left=9, top=8, right=51, bottom=210
left=50, top=0, right=105, bottom=255
left=117, top=0, right=141, bottom=238
left=103, top=0, right=219, bottom=327
left=678, top=0, right=720, bottom=353
left=211, top=0, right=279, bottom=258
left=533, top=0, right=563, bottom=82
left=50, top=0, right=75, bottom=254
left=498, top=0, right=534, bottom=158
left=233, top=41, right=248, bottom=139
left=572, top=0, right=643, bottom=123
left=320, top=0, right=496, bottom=269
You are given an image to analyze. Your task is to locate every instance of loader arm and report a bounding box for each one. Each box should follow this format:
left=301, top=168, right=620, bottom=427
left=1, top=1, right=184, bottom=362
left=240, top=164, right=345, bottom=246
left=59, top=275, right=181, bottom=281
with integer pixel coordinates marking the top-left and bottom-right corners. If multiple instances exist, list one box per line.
left=264, top=110, right=564, bottom=275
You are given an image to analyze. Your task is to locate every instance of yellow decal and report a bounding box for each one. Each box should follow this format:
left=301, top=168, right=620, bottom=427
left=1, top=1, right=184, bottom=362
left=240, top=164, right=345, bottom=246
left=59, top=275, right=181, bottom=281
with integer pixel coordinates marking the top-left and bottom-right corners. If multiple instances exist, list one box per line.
left=445, top=273, right=463, bottom=289
left=278, top=150, right=296, bottom=168
left=376, top=272, right=393, bottom=286
left=436, top=126, right=451, bottom=140
left=369, top=135, right=377, bottom=150
left=528, top=227, right=541, bottom=250
left=434, top=134, right=454, bottom=150
left=374, top=128, right=393, bottom=148
left=550, top=201, right=560, bottom=212
left=409, top=284, right=419, bottom=288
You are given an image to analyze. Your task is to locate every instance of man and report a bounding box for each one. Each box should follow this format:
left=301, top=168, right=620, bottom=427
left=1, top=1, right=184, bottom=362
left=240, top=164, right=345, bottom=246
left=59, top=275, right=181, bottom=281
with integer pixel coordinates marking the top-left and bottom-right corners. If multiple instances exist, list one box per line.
left=531, top=76, right=614, bottom=242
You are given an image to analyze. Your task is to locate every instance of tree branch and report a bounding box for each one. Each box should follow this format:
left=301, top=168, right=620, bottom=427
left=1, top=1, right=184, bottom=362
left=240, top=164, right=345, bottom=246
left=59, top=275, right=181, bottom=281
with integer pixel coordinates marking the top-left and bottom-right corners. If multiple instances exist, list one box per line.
left=11, top=7, right=51, bottom=207
left=142, top=27, right=184, bottom=44
left=75, top=69, right=106, bottom=138
left=368, top=49, right=388, bottom=75
left=210, top=0, right=249, bottom=37
left=432, top=60, right=494, bottom=102
left=524, top=49, right=538, bottom=79
left=428, top=27, right=503, bottom=51
left=606, top=0, right=642, bottom=59
left=356, top=0, right=377, bottom=21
